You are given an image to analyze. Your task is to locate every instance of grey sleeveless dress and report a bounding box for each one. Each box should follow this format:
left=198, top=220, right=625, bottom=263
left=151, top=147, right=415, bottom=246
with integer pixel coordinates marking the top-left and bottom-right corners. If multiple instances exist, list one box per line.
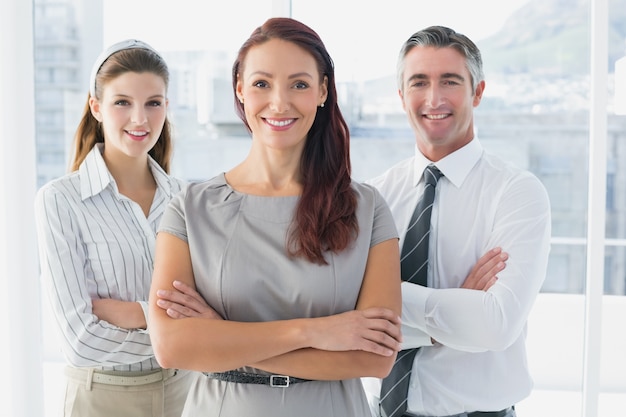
left=158, top=173, right=398, bottom=417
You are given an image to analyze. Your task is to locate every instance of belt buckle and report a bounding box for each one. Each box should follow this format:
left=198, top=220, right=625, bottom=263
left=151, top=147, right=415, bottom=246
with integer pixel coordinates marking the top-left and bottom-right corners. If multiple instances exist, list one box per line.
left=270, top=375, right=290, bottom=387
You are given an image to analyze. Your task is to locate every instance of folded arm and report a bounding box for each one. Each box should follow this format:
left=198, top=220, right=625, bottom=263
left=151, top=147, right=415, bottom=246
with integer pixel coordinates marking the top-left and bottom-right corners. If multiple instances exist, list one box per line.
left=402, top=246, right=508, bottom=349
left=149, top=233, right=402, bottom=378
left=401, top=175, right=551, bottom=352
left=34, top=186, right=154, bottom=367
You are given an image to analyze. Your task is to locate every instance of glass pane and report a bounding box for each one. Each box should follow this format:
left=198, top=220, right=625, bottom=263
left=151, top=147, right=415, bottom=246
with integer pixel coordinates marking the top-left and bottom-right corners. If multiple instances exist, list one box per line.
left=605, top=12, right=626, bottom=416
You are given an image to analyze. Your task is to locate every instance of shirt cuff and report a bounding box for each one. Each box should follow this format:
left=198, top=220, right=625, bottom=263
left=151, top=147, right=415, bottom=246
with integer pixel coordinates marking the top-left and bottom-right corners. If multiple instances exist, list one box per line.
left=137, top=301, right=149, bottom=334
left=400, top=281, right=435, bottom=348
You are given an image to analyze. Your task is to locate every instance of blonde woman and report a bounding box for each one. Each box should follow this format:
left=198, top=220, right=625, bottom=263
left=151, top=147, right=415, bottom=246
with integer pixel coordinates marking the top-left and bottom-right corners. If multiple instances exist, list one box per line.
left=35, top=39, right=195, bottom=417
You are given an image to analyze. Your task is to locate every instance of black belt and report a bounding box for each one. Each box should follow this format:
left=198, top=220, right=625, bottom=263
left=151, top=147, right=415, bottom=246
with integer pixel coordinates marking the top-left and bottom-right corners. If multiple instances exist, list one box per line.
left=203, top=370, right=311, bottom=388
left=405, top=407, right=514, bottom=417
left=467, top=408, right=514, bottom=417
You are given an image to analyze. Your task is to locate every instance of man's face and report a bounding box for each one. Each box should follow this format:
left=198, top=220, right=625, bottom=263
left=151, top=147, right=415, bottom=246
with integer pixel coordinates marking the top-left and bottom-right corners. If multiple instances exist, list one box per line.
left=399, top=46, right=484, bottom=161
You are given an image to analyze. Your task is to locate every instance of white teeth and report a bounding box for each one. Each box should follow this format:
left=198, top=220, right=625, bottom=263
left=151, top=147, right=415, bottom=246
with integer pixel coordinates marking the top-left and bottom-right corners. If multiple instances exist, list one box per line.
left=266, top=119, right=294, bottom=127
left=425, top=114, right=448, bottom=120
left=128, top=130, right=148, bottom=136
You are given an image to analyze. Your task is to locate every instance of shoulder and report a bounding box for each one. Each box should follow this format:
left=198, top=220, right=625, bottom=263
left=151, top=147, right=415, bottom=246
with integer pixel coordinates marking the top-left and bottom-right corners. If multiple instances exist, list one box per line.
left=34, top=174, right=83, bottom=224
left=351, top=180, right=395, bottom=222
left=35, top=172, right=80, bottom=204
left=351, top=180, right=377, bottom=197
left=177, top=174, right=240, bottom=208
left=365, top=157, right=414, bottom=206
left=351, top=181, right=386, bottom=206
left=366, top=156, right=413, bottom=189
left=481, top=152, right=542, bottom=182
left=479, top=152, right=549, bottom=202
left=351, top=181, right=399, bottom=243
left=162, top=175, right=187, bottom=196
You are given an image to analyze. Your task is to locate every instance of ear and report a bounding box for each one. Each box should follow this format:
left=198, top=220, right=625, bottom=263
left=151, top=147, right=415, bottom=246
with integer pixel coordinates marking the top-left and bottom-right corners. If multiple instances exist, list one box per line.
left=319, top=75, right=328, bottom=106
left=398, top=88, right=407, bottom=112
left=235, top=75, right=244, bottom=104
left=89, top=96, right=102, bottom=122
left=473, top=80, right=486, bottom=107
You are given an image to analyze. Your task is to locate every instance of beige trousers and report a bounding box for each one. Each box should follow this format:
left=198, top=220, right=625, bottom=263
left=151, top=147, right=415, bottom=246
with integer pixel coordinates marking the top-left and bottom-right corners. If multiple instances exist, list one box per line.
left=61, top=366, right=198, bottom=417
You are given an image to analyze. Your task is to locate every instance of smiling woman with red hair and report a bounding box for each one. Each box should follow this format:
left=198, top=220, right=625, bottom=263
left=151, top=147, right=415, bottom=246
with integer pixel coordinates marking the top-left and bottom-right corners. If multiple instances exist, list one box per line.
left=149, top=17, right=402, bottom=417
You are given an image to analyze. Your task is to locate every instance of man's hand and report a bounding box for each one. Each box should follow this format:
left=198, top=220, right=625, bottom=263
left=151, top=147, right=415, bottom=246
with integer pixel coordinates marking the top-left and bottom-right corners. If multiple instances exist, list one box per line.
left=461, top=247, right=508, bottom=291
left=156, top=280, right=223, bottom=320
left=431, top=248, right=508, bottom=346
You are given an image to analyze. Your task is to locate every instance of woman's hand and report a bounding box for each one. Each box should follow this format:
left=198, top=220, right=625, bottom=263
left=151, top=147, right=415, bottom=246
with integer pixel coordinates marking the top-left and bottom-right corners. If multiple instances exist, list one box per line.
left=156, top=280, right=223, bottom=320
left=305, top=307, right=402, bottom=357
left=92, top=299, right=146, bottom=329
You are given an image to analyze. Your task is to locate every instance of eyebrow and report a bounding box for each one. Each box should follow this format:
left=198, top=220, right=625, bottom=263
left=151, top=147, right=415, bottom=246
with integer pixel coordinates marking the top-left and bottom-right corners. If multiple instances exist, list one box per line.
left=406, top=72, right=466, bottom=83
left=250, top=71, right=314, bottom=80
left=111, top=93, right=166, bottom=99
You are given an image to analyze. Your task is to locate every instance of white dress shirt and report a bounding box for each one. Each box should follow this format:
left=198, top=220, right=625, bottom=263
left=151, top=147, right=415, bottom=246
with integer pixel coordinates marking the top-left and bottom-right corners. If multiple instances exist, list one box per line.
left=363, top=138, right=551, bottom=416
left=34, top=144, right=186, bottom=371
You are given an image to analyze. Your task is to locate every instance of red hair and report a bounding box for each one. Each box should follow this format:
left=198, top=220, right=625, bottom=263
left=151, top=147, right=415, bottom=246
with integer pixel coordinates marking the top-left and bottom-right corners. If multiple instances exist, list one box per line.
left=232, top=18, right=358, bottom=264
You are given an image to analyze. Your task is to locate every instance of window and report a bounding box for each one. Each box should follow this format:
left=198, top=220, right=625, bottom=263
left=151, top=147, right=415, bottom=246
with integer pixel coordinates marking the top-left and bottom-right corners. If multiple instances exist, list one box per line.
left=1, top=0, right=618, bottom=416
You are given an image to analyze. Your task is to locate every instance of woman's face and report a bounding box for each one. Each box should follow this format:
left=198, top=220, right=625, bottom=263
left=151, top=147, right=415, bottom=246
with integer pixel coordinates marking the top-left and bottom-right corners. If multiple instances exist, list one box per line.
left=236, top=38, right=328, bottom=154
left=89, top=71, right=168, bottom=162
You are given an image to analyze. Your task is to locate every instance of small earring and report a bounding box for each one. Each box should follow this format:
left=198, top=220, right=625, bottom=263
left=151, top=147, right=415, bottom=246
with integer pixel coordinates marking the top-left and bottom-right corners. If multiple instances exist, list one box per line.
left=320, top=102, right=325, bottom=108
left=239, top=97, right=244, bottom=104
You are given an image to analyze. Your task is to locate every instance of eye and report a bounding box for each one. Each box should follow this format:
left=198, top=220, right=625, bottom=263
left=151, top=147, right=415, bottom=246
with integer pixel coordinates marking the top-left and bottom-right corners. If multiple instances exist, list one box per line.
left=147, top=100, right=163, bottom=107
left=253, top=80, right=269, bottom=88
left=114, top=99, right=130, bottom=106
left=293, top=81, right=309, bottom=90
left=442, top=79, right=460, bottom=86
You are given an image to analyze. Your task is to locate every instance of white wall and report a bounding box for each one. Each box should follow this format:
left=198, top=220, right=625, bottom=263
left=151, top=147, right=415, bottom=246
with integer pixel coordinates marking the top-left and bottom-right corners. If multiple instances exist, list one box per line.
left=0, top=1, right=44, bottom=416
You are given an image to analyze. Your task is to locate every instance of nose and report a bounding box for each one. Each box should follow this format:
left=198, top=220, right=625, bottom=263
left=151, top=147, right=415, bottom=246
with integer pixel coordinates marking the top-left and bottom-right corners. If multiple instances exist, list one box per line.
left=425, top=85, right=444, bottom=107
left=131, top=105, right=147, bottom=124
left=269, top=88, right=290, bottom=113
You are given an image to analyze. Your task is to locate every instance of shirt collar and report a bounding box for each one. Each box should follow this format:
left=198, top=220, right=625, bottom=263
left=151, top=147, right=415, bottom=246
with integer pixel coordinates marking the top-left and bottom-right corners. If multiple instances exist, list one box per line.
left=79, top=143, right=171, bottom=200
left=79, top=143, right=114, bottom=200
left=412, top=137, right=483, bottom=188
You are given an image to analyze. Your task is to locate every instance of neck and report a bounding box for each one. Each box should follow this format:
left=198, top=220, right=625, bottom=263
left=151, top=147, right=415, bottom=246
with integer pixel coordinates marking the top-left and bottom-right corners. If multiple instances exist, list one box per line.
left=103, top=152, right=154, bottom=192
left=226, top=145, right=303, bottom=196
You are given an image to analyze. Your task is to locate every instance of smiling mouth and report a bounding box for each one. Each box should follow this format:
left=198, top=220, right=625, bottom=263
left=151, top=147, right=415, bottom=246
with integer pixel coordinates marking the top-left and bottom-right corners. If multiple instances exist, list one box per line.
left=424, top=114, right=450, bottom=120
left=127, top=130, right=149, bottom=136
left=265, top=118, right=296, bottom=127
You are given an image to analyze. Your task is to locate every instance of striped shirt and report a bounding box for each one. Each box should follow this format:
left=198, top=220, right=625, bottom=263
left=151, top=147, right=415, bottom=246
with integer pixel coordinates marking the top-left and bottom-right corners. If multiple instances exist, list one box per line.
left=34, top=144, right=186, bottom=371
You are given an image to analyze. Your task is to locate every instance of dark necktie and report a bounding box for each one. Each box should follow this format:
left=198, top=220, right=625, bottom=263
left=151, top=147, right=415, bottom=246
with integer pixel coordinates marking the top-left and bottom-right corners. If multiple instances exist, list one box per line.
left=379, top=165, right=443, bottom=417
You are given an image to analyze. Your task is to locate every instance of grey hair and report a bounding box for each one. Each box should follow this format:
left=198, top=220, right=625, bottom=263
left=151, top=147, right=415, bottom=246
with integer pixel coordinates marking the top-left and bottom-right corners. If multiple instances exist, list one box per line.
left=396, top=26, right=484, bottom=93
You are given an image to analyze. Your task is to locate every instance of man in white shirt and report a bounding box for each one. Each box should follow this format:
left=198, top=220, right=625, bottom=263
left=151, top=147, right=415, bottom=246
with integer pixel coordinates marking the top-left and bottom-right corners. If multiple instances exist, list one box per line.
left=363, top=26, right=551, bottom=417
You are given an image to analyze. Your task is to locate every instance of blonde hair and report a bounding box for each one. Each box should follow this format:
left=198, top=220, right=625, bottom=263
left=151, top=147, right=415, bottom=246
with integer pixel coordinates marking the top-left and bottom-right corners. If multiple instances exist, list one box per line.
left=70, top=44, right=173, bottom=172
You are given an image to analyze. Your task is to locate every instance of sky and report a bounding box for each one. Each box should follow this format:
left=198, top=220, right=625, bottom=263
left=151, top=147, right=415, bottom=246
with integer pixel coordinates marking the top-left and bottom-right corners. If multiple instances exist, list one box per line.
left=103, top=0, right=531, bottom=82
